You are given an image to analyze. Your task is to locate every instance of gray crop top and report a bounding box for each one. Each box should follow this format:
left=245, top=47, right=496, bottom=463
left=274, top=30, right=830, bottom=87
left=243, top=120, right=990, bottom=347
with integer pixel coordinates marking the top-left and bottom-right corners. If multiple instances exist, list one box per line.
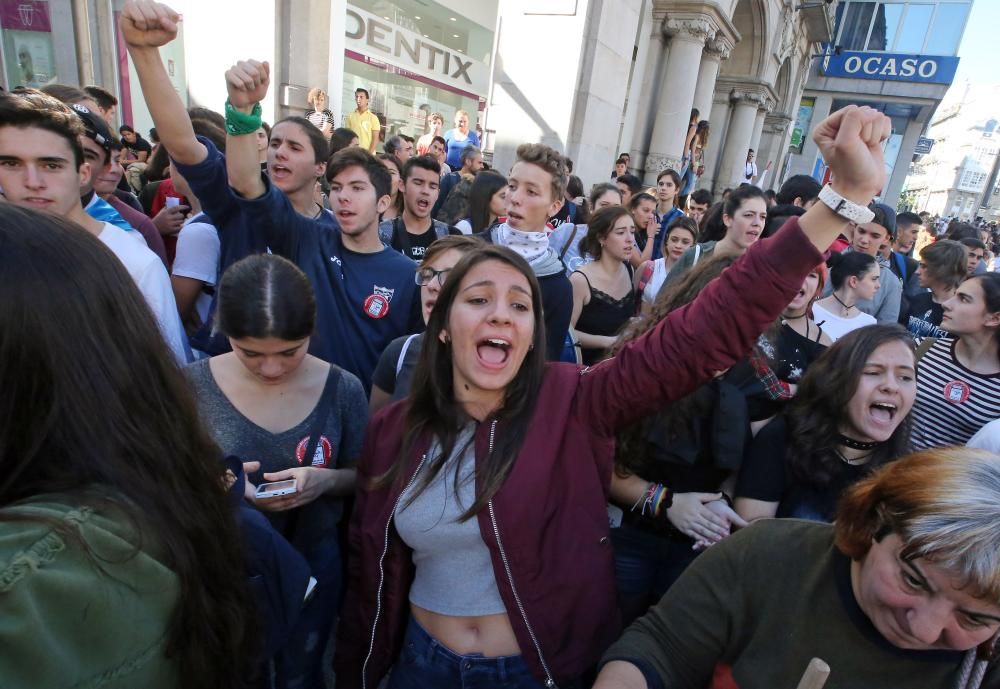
left=394, top=427, right=506, bottom=616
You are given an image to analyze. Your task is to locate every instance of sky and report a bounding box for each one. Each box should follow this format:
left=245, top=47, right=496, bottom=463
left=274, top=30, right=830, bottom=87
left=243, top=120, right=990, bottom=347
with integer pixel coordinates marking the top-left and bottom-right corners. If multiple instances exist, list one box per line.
left=953, top=0, right=999, bottom=85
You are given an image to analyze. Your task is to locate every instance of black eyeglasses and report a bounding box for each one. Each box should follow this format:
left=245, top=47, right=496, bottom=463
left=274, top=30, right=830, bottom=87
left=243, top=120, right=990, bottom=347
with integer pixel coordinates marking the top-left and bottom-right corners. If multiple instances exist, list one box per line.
left=415, top=267, right=451, bottom=287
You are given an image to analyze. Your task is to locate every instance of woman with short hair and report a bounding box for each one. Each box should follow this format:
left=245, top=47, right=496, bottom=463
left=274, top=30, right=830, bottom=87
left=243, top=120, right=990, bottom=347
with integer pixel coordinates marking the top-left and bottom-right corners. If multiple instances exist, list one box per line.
left=304, top=87, right=334, bottom=135
left=596, top=446, right=1000, bottom=689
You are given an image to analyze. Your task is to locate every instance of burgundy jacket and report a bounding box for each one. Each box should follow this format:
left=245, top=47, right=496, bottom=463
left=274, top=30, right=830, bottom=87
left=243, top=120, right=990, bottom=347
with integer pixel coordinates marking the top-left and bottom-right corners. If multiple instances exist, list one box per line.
left=334, top=219, right=823, bottom=688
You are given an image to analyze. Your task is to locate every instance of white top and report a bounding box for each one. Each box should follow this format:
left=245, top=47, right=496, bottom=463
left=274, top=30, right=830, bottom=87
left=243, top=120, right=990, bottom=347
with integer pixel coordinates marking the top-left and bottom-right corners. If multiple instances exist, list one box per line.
left=171, top=213, right=220, bottom=324
left=642, top=258, right=670, bottom=304
left=967, top=419, right=1000, bottom=453
left=97, top=222, right=190, bottom=364
left=454, top=218, right=473, bottom=235
left=811, top=302, right=877, bottom=342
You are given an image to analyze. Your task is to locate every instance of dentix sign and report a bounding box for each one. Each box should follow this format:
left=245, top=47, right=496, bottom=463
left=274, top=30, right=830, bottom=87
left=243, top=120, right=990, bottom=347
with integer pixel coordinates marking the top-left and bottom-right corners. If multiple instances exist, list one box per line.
left=345, top=7, right=490, bottom=95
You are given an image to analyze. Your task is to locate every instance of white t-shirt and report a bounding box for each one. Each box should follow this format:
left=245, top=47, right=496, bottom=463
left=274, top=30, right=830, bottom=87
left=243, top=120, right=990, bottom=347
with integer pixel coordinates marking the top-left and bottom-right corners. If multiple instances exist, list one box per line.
left=97, top=222, right=190, bottom=364
left=811, top=302, right=877, bottom=342
left=454, top=218, right=473, bottom=235
left=171, top=213, right=220, bottom=325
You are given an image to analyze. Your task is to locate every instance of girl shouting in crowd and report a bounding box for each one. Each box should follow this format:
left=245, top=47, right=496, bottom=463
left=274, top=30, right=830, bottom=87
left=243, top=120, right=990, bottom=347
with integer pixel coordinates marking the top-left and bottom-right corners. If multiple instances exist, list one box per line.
left=735, top=325, right=916, bottom=522
left=336, top=102, right=896, bottom=689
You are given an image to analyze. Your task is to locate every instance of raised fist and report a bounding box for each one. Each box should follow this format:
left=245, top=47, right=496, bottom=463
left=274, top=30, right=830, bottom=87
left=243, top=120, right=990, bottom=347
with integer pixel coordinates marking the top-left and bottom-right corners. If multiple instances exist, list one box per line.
left=120, top=0, right=180, bottom=49
left=812, top=105, right=892, bottom=205
left=225, top=60, right=271, bottom=110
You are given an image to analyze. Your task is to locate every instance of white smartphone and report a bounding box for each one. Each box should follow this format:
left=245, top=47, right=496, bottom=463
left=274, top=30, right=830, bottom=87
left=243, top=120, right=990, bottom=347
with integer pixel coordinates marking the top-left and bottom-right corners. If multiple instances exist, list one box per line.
left=255, top=479, right=297, bottom=499
left=165, top=196, right=182, bottom=208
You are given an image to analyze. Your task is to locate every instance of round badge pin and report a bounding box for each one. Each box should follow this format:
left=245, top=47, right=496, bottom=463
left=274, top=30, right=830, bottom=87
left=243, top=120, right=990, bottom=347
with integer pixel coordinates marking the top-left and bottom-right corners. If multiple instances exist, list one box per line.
left=364, top=293, right=390, bottom=319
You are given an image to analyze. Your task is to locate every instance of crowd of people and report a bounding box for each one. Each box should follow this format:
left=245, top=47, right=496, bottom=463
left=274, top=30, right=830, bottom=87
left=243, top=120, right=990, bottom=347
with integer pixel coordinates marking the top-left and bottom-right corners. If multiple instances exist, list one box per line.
left=2, top=2, right=1000, bottom=689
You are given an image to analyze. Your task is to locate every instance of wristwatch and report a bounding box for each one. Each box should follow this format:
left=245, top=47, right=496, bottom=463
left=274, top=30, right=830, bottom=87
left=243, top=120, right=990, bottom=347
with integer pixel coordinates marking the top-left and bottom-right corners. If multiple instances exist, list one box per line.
left=817, top=185, right=874, bottom=224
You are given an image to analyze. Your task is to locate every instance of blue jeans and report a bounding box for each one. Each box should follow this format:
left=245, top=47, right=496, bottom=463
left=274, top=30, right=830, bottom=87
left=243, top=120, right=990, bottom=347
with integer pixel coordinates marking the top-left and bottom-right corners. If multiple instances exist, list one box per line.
left=611, top=523, right=699, bottom=626
left=273, top=539, right=341, bottom=689
left=387, top=616, right=546, bottom=689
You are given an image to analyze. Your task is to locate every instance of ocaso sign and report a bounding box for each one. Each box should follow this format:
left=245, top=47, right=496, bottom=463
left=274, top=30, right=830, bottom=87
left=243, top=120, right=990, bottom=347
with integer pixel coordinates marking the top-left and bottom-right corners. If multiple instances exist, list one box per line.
left=822, top=51, right=959, bottom=85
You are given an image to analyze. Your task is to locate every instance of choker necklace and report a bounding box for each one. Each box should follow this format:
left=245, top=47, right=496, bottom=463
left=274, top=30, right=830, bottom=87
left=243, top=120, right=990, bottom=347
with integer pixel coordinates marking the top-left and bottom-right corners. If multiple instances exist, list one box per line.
left=832, top=293, right=855, bottom=312
left=838, top=434, right=880, bottom=450
left=782, top=310, right=808, bottom=321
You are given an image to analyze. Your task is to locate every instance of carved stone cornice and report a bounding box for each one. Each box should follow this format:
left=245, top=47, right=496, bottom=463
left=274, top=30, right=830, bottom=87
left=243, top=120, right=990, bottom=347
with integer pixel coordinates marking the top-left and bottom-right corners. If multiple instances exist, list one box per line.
left=763, top=113, right=793, bottom=135
left=663, top=14, right=717, bottom=43
left=704, top=36, right=734, bottom=60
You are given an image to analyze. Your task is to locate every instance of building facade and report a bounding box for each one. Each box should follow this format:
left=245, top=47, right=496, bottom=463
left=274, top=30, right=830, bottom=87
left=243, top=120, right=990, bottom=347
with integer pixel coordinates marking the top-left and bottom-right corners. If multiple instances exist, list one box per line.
left=14, top=0, right=971, bottom=202
left=786, top=0, right=970, bottom=207
left=905, top=82, right=1000, bottom=222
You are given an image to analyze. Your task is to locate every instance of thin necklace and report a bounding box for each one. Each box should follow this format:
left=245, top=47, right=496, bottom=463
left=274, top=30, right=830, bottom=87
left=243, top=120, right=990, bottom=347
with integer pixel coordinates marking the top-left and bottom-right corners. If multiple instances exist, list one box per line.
left=832, top=293, right=855, bottom=314
left=312, top=203, right=324, bottom=220
left=834, top=447, right=874, bottom=466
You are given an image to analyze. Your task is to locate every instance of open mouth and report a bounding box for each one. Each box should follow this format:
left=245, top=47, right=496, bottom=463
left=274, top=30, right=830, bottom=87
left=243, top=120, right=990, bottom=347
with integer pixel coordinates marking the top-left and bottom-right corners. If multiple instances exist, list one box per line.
left=869, top=402, right=897, bottom=425
left=746, top=230, right=761, bottom=241
left=416, top=199, right=430, bottom=212
left=271, top=164, right=291, bottom=177
left=336, top=210, right=357, bottom=223
left=476, top=337, right=512, bottom=369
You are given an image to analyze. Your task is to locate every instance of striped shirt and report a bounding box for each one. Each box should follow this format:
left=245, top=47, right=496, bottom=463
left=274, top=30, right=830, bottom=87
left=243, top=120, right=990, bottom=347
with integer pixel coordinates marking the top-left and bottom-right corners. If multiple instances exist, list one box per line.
left=909, top=337, right=1000, bottom=451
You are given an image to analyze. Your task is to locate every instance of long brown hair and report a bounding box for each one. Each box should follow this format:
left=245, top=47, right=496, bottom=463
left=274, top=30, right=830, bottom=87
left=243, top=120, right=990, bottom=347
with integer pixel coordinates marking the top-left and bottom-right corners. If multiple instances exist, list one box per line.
left=611, top=254, right=738, bottom=477
left=378, top=245, right=547, bottom=520
left=0, top=205, right=257, bottom=688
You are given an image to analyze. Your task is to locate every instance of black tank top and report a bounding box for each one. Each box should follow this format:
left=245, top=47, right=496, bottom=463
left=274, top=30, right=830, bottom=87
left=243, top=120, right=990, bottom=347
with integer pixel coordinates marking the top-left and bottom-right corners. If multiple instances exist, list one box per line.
left=573, top=266, right=636, bottom=365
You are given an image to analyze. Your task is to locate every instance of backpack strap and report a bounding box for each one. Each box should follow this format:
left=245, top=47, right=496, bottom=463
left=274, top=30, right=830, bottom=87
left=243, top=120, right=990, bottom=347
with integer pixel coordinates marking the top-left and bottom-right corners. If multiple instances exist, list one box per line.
left=914, top=336, right=938, bottom=362
left=559, top=224, right=581, bottom=261
left=893, top=251, right=908, bottom=282
left=396, top=333, right=420, bottom=377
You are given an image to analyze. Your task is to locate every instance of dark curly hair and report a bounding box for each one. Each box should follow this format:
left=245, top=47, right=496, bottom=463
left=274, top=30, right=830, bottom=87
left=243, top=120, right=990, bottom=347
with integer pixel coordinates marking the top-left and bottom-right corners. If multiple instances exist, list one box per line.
left=784, top=324, right=915, bottom=490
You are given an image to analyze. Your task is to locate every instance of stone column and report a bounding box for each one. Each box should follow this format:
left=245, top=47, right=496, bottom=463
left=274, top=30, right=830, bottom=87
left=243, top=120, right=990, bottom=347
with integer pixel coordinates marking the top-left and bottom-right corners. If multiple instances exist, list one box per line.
left=691, top=37, right=731, bottom=122
left=626, top=6, right=668, bottom=174
left=643, top=14, right=716, bottom=185
left=759, top=113, right=793, bottom=186
left=702, top=93, right=732, bottom=195
left=716, top=89, right=766, bottom=189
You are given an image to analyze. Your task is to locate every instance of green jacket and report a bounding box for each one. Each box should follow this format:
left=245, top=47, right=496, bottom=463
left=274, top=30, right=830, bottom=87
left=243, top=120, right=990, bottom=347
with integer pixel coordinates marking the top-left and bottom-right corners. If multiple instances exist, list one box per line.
left=0, top=495, right=180, bottom=688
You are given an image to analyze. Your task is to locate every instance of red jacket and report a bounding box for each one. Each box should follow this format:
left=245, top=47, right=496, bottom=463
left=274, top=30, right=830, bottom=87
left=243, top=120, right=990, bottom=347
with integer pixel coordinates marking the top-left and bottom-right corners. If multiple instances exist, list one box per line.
left=334, top=219, right=823, bottom=689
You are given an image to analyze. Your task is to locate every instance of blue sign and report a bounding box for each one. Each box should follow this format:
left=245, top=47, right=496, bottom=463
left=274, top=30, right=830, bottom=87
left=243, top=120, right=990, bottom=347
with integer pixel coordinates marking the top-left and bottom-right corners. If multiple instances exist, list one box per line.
left=822, top=51, right=959, bottom=85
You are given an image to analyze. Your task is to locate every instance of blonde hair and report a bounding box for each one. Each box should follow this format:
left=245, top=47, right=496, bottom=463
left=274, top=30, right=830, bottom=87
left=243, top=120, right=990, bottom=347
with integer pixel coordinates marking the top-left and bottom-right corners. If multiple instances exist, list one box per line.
left=515, top=143, right=567, bottom=203
left=454, top=110, right=470, bottom=124
left=836, top=447, right=1000, bottom=602
left=307, top=87, right=326, bottom=108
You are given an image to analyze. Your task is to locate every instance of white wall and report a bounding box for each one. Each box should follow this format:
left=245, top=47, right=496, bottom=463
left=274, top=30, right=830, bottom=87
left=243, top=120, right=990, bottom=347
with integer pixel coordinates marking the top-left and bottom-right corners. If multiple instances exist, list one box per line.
left=171, top=0, right=278, bottom=121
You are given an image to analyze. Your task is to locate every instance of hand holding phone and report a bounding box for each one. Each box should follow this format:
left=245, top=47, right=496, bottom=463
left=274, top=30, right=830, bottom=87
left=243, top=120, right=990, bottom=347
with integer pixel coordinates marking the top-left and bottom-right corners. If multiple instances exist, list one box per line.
left=255, top=479, right=297, bottom=499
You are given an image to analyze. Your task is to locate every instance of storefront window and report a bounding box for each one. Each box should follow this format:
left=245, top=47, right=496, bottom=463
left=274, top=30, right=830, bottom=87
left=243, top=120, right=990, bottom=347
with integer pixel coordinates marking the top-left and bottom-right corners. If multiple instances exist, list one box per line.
left=343, top=0, right=497, bottom=143
left=1, top=0, right=57, bottom=88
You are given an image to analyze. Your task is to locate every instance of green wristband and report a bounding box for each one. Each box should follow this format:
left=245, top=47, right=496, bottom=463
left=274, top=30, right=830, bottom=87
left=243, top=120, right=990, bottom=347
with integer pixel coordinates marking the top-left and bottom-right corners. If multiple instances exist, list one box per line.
left=225, top=100, right=262, bottom=136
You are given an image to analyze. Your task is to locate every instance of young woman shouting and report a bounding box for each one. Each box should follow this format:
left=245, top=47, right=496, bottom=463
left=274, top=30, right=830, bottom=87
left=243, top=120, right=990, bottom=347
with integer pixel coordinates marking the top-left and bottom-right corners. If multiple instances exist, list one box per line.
left=335, top=105, right=895, bottom=689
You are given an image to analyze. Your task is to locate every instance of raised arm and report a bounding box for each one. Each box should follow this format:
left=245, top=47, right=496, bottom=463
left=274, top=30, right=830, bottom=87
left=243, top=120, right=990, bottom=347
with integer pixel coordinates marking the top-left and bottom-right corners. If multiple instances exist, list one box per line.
left=120, top=1, right=206, bottom=166
left=577, top=106, right=891, bottom=436
left=224, top=60, right=271, bottom=200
